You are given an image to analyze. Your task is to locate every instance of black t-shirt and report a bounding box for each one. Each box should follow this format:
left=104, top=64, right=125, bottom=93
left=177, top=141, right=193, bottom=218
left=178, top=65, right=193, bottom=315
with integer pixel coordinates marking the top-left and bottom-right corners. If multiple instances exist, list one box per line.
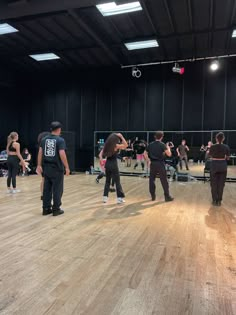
left=133, top=140, right=146, bottom=154
left=178, top=144, right=188, bottom=156
left=147, top=141, right=167, bottom=161
left=209, top=144, right=230, bottom=159
left=40, top=134, right=66, bottom=171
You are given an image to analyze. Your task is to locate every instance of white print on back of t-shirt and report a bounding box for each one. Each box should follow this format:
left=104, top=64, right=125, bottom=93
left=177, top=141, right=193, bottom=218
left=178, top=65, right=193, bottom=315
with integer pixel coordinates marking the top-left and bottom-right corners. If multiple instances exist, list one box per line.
left=45, top=139, right=56, bottom=157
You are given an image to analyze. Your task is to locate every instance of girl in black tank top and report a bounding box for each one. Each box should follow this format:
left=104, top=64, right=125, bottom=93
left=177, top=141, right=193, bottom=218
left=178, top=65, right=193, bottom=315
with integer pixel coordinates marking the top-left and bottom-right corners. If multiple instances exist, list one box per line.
left=6, top=132, right=25, bottom=193
left=101, top=133, right=128, bottom=204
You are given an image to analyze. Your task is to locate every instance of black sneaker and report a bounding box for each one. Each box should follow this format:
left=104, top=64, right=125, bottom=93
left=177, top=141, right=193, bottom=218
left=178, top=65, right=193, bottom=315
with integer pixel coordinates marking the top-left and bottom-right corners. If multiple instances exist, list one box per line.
left=216, top=201, right=221, bottom=207
left=53, top=209, right=64, bottom=216
left=42, top=208, right=52, bottom=216
left=96, top=178, right=99, bottom=184
left=212, top=200, right=217, bottom=206
left=151, top=194, right=156, bottom=201
left=165, top=196, right=174, bottom=202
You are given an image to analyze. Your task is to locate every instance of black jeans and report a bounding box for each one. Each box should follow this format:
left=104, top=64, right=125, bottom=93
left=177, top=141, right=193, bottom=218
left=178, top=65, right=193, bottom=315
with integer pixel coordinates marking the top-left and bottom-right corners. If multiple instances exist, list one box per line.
left=210, top=160, right=227, bottom=202
left=149, top=161, right=170, bottom=197
left=104, top=160, right=124, bottom=198
left=97, top=172, right=115, bottom=186
left=7, top=155, right=19, bottom=188
left=43, top=165, right=64, bottom=210
left=179, top=155, right=189, bottom=170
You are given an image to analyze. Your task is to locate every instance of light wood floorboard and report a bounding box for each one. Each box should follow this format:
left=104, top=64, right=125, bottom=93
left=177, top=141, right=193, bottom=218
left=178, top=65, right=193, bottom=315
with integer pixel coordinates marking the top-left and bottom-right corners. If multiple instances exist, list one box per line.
left=0, top=174, right=235, bottom=315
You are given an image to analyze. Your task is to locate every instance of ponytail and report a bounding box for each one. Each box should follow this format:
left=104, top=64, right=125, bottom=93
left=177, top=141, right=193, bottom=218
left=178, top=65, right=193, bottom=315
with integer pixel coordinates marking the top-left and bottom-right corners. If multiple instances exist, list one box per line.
left=216, top=132, right=224, bottom=144
left=6, top=132, right=18, bottom=151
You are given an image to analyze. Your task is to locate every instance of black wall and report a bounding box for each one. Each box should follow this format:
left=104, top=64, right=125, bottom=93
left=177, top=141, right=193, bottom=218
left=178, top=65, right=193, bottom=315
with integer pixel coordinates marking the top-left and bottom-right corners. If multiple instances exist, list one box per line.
left=1, top=58, right=236, bottom=170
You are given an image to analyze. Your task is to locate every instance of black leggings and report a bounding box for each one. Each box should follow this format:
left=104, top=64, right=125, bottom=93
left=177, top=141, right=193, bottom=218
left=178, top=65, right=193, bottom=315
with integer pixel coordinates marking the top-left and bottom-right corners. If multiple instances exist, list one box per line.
left=7, top=155, right=19, bottom=188
left=210, top=160, right=227, bottom=202
left=104, top=160, right=125, bottom=198
left=97, top=172, right=115, bottom=186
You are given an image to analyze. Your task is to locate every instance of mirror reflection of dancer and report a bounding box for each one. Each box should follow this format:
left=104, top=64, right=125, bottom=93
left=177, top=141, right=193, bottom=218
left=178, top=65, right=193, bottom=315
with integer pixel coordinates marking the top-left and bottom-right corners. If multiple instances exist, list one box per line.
left=177, top=139, right=189, bottom=171
left=124, top=139, right=133, bottom=167
left=165, top=142, right=178, bottom=181
left=198, top=144, right=206, bottom=164
left=133, top=137, right=147, bottom=171
left=96, top=150, right=115, bottom=192
left=205, top=141, right=212, bottom=161
left=6, top=132, right=26, bottom=194
left=101, top=133, right=127, bottom=204
left=144, top=131, right=174, bottom=202
left=209, top=132, right=230, bottom=207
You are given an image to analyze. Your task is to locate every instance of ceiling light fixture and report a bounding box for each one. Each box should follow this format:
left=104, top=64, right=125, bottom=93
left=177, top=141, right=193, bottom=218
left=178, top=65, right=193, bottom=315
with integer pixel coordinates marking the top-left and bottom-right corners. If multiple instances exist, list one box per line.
left=125, top=39, right=159, bottom=50
left=29, top=53, right=60, bottom=61
left=0, top=23, right=18, bottom=35
left=172, top=63, right=185, bottom=75
left=232, top=30, right=236, bottom=37
left=96, top=1, right=142, bottom=16
left=132, top=66, right=142, bottom=78
left=210, top=60, right=219, bottom=71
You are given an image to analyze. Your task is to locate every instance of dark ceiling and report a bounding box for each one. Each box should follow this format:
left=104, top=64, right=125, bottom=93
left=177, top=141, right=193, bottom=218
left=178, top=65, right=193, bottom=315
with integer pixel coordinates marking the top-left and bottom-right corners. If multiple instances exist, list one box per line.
left=1, top=0, right=236, bottom=74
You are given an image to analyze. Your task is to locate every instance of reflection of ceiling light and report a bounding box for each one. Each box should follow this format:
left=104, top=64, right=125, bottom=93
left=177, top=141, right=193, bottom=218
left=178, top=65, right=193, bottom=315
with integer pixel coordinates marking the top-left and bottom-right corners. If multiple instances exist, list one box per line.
left=0, top=23, right=18, bottom=35
left=29, top=53, right=60, bottom=61
left=96, top=1, right=142, bottom=16
left=125, top=39, right=159, bottom=50
left=210, top=60, right=219, bottom=71
left=232, top=30, right=236, bottom=37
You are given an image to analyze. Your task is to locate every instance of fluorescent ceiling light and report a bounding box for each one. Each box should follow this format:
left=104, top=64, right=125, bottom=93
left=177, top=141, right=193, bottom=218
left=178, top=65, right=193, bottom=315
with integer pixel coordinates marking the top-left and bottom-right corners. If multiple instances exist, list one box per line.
left=0, top=23, right=18, bottom=35
left=96, top=1, right=142, bottom=16
left=125, top=39, right=159, bottom=50
left=232, top=30, right=236, bottom=37
left=29, top=53, right=60, bottom=61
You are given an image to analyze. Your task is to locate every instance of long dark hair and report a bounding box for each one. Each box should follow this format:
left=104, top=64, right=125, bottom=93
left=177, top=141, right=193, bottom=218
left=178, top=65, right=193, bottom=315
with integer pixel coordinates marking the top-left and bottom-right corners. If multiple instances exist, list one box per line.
left=37, top=131, right=50, bottom=144
left=103, top=133, right=120, bottom=158
left=216, top=132, right=224, bottom=144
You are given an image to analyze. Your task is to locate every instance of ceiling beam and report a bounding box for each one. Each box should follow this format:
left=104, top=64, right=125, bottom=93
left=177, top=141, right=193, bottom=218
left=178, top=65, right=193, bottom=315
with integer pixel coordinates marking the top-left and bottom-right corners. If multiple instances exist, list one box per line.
left=140, top=0, right=168, bottom=59
left=68, top=9, right=122, bottom=65
left=0, top=0, right=111, bottom=21
left=225, top=0, right=236, bottom=54
left=208, top=0, right=214, bottom=55
left=187, top=0, right=196, bottom=58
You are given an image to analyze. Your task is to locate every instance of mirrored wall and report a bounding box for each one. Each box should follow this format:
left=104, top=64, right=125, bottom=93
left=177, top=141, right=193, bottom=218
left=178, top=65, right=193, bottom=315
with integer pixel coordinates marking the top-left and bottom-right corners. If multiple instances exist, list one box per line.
left=94, top=130, right=236, bottom=180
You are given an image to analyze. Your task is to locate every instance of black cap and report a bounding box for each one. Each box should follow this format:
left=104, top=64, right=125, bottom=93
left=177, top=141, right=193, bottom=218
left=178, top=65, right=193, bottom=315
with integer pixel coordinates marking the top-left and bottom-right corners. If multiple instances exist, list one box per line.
left=50, top=121, right=62, bottom=131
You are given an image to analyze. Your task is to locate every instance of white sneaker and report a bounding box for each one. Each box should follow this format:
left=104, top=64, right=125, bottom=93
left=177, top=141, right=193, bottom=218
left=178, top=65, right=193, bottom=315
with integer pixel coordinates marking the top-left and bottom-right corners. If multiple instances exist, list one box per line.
left=12, top=189, right=21, bottom=194
left=117, top=198, right=125, bottom=204
left=169, top=178, right=174, bottom=182
left=103, top=196, right=108, bottom=203
left=7, top=189, right=12, bottom=194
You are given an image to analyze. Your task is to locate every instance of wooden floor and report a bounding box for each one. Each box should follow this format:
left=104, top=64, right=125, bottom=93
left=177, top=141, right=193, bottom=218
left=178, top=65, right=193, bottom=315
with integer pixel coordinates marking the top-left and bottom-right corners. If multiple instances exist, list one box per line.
left=0, top=174, right=236, bottom=315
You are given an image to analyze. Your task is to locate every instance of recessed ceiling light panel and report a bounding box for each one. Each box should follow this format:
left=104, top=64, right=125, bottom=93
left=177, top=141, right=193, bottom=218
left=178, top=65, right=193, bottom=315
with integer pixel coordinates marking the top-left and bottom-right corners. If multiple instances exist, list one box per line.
left=96, top=1, right=142, bottom=16
left=125, top=39, right=159, bottom=50
left=0, top=23, right=18, bottom=35
left=29, top=53, right=60, bottom=61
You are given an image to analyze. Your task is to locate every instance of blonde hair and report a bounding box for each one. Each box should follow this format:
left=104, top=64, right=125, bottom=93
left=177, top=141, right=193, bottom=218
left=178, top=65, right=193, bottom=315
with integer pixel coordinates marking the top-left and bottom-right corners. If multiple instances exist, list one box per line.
left=6, top=132, right=18, bottom=151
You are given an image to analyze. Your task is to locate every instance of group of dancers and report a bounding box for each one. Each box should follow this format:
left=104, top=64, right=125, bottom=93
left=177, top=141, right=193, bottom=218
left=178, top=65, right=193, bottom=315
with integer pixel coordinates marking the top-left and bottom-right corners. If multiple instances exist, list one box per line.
left=4, top=122, right=230, bottom=215
left=96, top=131, right=230, bottom=206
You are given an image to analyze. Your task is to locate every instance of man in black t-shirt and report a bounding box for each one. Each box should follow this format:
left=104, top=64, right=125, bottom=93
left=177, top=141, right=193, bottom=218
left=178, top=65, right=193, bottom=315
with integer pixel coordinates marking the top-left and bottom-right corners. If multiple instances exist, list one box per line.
left=144, top=131, right=174, bottom=202
left=177, top=139, right=189, bottom=170
left=36, top=121, right=70, bottom=216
